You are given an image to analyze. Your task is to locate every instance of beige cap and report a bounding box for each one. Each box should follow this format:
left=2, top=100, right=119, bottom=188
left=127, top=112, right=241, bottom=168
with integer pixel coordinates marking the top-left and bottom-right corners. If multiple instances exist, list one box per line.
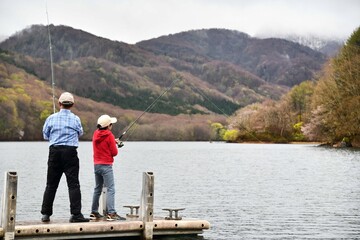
left=59, top=92, right=74, bottom=104
left=97, top=114, right=117, bottom=128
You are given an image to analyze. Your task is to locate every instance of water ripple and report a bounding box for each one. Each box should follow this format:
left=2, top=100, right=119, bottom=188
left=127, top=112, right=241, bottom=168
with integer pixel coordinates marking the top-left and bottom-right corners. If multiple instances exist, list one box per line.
left=0, top=142, right=359, bottom=239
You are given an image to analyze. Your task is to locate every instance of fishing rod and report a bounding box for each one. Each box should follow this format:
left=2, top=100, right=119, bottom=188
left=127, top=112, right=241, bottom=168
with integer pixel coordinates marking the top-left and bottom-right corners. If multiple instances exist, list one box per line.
left=117, top=76, right=181, bottom=145
left=46, top=4, right=56, bottom=113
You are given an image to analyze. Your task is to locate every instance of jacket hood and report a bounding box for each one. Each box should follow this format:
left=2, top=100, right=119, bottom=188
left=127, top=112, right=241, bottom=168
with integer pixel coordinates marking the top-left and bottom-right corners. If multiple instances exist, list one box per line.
left=93, top=129, right=112, bottom=143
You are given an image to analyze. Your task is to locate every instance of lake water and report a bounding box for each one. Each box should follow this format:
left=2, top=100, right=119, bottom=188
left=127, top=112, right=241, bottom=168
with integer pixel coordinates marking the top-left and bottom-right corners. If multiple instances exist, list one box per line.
left=0, top=142, right=359, bottom=239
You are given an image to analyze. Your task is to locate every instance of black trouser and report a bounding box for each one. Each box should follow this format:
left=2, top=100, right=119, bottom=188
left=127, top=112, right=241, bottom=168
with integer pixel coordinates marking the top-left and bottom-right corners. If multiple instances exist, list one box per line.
left=41, top=145, right=82, bottom=216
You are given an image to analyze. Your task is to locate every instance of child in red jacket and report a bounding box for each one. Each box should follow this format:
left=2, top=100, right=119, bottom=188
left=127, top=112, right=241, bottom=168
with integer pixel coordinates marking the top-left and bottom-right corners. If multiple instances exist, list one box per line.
left=90, top=114, right=125, bottom=221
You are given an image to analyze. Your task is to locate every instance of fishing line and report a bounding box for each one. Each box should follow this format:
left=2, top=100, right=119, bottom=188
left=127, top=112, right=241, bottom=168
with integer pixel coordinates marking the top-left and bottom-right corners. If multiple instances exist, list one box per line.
left=189, top=83, right=231, bottom=118
left=46, top=3, right=56, bottom=113
left=118, top=76, right=181, bottom=142
left=188, top=83, right=264, bottom=143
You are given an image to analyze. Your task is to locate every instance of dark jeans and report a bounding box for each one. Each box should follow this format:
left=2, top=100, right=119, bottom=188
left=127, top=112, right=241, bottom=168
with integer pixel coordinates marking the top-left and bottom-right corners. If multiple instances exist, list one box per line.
left=41, top=145, right=82, bottom=216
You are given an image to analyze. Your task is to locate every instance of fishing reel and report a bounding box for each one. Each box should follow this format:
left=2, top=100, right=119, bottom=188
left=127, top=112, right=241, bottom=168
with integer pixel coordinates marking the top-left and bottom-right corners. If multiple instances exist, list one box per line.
left=117, top=141, right=124, bottom=148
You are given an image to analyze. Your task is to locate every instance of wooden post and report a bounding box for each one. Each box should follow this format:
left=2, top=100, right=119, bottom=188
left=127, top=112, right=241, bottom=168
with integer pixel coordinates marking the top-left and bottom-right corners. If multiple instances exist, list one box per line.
left=140, top=172, right=154, bottom=240
left=1, top=171, right=18, bottom=240
left=99, top=187, right=107, bottom=216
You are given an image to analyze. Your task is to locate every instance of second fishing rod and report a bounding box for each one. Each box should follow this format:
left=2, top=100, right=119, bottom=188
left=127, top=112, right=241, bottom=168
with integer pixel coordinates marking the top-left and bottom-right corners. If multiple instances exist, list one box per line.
left=116, top=76, right=181, bottom=147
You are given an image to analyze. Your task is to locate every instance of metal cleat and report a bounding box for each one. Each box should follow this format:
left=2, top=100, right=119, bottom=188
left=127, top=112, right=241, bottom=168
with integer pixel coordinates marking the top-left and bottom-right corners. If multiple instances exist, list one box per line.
left=123, top=205, right=140, bottom=218
left=162, top=208, right=185, bottom=220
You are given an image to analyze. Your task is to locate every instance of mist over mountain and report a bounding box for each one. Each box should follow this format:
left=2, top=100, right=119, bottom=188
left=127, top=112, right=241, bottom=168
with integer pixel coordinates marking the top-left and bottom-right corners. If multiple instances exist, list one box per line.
left=255, top=32, right=344, bottom=57
left=0, top=35, right=7, bottom=43
left=236, top=31, right=343, bottom=56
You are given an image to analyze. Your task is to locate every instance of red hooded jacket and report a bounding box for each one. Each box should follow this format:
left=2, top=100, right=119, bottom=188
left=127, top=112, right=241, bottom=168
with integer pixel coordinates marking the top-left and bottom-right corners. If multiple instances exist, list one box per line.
left=93, top=129, right=118, bottom=165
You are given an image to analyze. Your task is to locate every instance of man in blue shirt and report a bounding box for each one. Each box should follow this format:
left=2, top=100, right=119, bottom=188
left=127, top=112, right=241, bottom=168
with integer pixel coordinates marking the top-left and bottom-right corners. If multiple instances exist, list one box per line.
left=41, top=92, right=89, bottom=223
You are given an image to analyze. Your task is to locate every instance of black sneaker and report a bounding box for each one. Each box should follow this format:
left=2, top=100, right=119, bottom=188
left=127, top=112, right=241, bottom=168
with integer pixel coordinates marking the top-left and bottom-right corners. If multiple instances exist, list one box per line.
left=106, top=212, right=126, bottom=221
left=41, top=214, right=50, bottom=222
left=69, top=213, right=90, bottom=223
left=90, top=212, right=104, bottom=220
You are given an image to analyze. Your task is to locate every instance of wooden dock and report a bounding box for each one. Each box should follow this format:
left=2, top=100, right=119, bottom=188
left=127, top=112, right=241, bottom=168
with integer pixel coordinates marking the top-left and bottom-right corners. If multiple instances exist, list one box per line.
left=5, top=218, right=209, bottom=239
left=1, top=171, right=210, bottom=240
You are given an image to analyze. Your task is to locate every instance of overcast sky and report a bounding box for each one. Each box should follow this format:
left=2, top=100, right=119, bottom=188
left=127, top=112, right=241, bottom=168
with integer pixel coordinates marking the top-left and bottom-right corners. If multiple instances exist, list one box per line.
left=1, top=0, right=359, bottom=43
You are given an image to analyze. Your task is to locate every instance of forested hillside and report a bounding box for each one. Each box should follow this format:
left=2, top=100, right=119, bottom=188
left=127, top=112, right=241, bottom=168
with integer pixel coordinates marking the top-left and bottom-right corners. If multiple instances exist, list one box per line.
left=0, top=25, right=334, bottom=141
left=137, top=29, right=327, bottom=86
left=0, top=56, right=226, bottom=141
left=224, top=27, right=360, bottom=147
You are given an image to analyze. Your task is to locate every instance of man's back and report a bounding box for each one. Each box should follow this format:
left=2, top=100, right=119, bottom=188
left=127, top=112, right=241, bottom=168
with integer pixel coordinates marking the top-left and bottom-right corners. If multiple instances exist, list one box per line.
left=43, top=109, right=83, bottom=146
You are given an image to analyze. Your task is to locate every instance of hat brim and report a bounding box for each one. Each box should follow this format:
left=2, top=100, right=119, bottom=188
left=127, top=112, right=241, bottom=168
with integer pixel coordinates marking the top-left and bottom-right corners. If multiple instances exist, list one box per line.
left=60, top=101, right=74, bottom=105
left=110, top=117, right=117, bottom=124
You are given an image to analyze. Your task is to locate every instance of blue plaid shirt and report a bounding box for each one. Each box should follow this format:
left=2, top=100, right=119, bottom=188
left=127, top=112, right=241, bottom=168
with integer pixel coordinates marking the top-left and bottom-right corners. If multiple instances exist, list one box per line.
left=43, top=109, right=83, bottom=147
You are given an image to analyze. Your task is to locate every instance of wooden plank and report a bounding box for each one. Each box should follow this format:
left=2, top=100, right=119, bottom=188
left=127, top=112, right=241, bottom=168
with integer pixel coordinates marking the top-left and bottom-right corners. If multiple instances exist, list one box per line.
left=0, top=219, right=209, bottom=239
left=13, top=220, right=143, bottom=239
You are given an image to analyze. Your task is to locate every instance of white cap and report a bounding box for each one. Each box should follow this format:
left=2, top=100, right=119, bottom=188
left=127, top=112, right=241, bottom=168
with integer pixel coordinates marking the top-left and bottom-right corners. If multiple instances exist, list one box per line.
left=59, top=92, right=74, bottom=105
left=97, top=114, right=117, bottom=128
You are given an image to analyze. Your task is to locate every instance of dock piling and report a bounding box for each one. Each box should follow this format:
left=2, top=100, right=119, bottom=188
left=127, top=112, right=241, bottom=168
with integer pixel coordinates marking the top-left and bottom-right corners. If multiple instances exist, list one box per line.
left=99, top=187, right=107, bottom=216
left=1, top=171, right=18, bottom=240
left=140, top=172, right=154, bottom=240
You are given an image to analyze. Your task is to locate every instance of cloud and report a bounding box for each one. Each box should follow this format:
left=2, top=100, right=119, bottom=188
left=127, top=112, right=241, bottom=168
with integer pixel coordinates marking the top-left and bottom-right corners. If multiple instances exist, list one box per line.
left=0, top=0, right=359, bottom=43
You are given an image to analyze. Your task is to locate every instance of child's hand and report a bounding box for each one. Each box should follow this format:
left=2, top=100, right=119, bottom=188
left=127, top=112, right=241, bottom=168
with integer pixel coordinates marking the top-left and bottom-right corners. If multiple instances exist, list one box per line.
left=115, top=138, right=124, bottom=148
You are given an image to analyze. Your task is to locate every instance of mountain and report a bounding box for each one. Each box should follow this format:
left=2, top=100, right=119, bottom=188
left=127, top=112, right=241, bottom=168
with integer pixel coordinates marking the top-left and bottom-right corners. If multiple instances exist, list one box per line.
left=1, top=25, right=328, bottom=113
left=136, top=29, right=327, bottom=86
left=0, top=25, right=241, bottom=115
left=0, top=25, right=330, bottom=140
